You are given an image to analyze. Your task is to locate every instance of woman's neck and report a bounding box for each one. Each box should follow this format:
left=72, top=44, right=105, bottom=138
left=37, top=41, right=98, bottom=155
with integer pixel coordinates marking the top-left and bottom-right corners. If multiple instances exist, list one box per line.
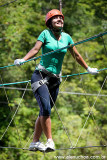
left=52, top=30, right=61, bottom=41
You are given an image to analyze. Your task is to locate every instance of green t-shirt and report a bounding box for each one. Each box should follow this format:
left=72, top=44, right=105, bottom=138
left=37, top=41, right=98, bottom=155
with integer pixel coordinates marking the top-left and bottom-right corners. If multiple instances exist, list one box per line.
left=37, top=29, right=74, bottom=74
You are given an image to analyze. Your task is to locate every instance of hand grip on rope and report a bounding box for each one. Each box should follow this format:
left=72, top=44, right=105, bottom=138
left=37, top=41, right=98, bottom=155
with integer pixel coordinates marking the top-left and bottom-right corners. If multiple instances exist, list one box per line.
left=87, top=67, right=98, bottom=75
left=14, top=59, right=25, bottom=66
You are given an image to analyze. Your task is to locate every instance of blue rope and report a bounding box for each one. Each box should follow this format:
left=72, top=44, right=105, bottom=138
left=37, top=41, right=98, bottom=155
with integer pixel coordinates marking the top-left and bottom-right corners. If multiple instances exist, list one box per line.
left=0, top=31, right=107, bottom=69
left=62, top=68, right=107, bottom=78
left=0, top=68, right=107, bottom=87
left=0, top=80, right=31, bottom=87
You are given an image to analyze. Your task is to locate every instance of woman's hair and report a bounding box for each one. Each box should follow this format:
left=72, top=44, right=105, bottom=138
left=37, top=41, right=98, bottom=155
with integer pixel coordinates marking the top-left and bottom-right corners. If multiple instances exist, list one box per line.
left=47, top=18, right=52, bottom=29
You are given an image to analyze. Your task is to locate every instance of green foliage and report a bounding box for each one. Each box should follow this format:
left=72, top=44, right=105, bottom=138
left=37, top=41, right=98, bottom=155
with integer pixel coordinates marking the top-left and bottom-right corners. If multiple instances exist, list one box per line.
left=0, top=0, right=107, bottom=159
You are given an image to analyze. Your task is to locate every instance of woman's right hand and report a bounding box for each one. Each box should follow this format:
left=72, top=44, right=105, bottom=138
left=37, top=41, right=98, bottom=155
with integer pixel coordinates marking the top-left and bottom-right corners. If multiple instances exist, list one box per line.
left=14, top=59, right=25, bottom=66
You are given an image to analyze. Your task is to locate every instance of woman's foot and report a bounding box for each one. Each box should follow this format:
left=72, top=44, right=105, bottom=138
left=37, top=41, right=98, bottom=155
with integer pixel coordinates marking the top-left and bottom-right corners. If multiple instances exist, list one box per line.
left=29, top=141, right=45, bottom=152
left=45, top=139, right=55, bottom=152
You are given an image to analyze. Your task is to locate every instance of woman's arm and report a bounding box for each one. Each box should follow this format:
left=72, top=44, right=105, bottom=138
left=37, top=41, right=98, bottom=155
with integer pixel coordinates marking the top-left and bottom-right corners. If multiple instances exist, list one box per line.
left=68, top=46, right=98, bottom=74
left=23, top=41, right=43, bottom=60
left=14, top=41, right=43, bottom=65
left=68, top=46, right=88, bottom=69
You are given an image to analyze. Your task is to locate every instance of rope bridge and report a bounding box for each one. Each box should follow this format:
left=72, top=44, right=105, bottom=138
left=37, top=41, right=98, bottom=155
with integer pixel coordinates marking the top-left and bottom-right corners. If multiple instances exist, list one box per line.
left=0, top=31, right=107, bottom=152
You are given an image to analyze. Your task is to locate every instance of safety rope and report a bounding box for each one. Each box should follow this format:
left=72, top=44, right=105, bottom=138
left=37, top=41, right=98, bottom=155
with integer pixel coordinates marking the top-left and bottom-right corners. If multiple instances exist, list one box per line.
left=0, top=68, right=106, bottom=87
left=73, top=33, right=107, bottom=148
left=0, top=32, right=106, bottom=70
left=23, top=131, right=34, bottom=149
left=0, top=75, right=22, bottom=146
left=0, top=145, right=106, bottom=151
left=78, top=77, right=104, bottom=147
left=1, top=86, right=107, bottom=97
left=0, top=80, right=31, bottom=87
left=0, top=81, right=29, bottom=140
left=48, top=76, right=73, bottom=147
left=74, top=76, right=107, bottom=147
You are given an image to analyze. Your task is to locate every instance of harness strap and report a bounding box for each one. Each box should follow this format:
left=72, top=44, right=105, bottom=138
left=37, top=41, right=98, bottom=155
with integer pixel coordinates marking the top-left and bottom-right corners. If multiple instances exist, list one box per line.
left=31, top=76, right=50, bottom=93
left=37, top=64, right=61, bottom=78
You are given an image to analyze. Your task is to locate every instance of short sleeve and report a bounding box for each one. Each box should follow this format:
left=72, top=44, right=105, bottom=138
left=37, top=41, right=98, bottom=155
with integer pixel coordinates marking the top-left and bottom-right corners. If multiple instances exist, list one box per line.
left=67, top=34, right=74, bottom=45
left=37, top=30, right=46, bottom=43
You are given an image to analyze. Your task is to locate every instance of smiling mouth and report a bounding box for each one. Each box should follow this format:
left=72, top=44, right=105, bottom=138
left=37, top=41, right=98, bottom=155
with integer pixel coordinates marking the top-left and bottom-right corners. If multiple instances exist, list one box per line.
left=56, top=22, right=63, bottom=24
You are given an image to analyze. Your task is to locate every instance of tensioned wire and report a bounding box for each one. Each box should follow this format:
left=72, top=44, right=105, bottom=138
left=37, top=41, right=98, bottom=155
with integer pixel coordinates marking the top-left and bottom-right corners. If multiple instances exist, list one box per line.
left=63, top=45, right=106, bottom=148
left=0, top=75, right=22, bottom=146
left=0, top=145, right=106, bottom=151
left=0, top=87, right=107, bottom=97
left=0, top=68, right=107, bottom=87
left=73, top=32, right=107, bottom=148
left=73, top=72, right=106, bottom=148
left=65, top=37, right=107, bottom=148
left=76, top=77, right=104, bottom=146
left=0, top=31, right=107, bottom=70
left=0, top=81, right=29, bottom=141
left=74, top=76, right=107, bottom=147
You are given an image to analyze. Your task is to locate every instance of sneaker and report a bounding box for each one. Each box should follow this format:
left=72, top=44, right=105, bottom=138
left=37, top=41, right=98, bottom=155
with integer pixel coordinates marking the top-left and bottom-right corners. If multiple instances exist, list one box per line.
left=45, top=139, right=55, bottom=152
left=29, top=141, right=46, bottom=152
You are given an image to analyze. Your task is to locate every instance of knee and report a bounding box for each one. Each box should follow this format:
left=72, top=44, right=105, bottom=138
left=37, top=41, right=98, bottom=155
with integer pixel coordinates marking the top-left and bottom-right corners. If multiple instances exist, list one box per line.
left=40, top=107, right=51, bottom=116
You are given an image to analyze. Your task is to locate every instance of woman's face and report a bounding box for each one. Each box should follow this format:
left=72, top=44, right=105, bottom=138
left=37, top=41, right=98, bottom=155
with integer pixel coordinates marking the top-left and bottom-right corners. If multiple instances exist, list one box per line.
left=51, top=15, right=64, bottom=29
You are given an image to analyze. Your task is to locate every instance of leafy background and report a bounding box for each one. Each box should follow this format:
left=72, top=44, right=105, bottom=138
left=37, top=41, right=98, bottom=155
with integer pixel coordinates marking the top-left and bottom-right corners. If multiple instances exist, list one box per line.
left=0, top=0, right=107, bottom=159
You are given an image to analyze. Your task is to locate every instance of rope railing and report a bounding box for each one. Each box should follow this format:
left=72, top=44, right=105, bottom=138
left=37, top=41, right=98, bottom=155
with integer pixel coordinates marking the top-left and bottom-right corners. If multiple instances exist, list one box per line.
left=0, top=86, right=107, bottom=97
left=0, top=31, right=107, bottom=70
left=0, top=145, right=106, bottom=151
left=0, top=80, right=31, bottom=87
left=0, top=68, right=107, bottom=87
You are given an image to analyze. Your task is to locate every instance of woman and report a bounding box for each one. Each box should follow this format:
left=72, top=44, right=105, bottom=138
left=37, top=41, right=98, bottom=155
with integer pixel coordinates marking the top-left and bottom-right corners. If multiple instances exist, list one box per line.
left=14, top=9, right=98, bottom=152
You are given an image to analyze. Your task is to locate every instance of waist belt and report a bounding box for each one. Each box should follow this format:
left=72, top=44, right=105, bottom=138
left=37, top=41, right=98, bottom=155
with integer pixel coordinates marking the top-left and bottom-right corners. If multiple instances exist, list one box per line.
left=31, top=64, right=62, bottom=93
left=37, top=64, right=61, bottom=79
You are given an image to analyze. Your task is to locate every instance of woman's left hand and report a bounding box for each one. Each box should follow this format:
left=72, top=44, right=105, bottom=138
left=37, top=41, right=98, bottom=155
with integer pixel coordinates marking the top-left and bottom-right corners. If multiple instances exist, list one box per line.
left=87, top=67, right=98, bottom=75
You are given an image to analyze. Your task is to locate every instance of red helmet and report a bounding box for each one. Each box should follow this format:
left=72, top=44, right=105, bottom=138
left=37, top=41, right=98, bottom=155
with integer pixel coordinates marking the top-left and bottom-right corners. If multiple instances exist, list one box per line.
left=45, top=9, right=64, bottom=27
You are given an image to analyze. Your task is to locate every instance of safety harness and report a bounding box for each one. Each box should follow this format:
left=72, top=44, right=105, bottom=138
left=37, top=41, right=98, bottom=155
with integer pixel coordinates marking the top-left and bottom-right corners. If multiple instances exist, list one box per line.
left=31, top=76, right=50, bottom=93
left=31, top=64, right=62, bottom=93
